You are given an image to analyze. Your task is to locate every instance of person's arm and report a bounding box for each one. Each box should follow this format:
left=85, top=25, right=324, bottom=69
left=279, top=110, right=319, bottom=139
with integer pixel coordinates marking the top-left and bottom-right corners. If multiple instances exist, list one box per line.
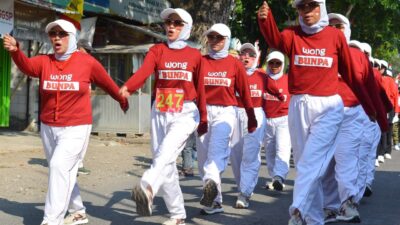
left=119, top=46, right=158, bottom=97
left=257, top=1, right=289, bottom=54
left=194, top=57, right=208, bottom=136
left=235, top=61, right=257, bottom=133
left=3, top=34, right=42, bottom=77
left=90, top=58, right=129, bottom=112
left=339, top=35, right=376, bottom=120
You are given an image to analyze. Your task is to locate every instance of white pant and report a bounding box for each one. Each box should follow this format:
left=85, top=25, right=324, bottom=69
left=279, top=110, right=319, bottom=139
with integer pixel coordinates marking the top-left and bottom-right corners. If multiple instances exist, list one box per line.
left=197, top=105, right=236, bottom=204
left=322, top=105, right=365, bottom=210
left=264, top=115, right=291, bottom=180
left=230, top=107, right=266, bottom=197
left=289, top=94, right=343, bottom=225
left=141, top=101, right=199, bottom=219
left=355, top=119, right=380, bottom=202
left=41, top=123, right=92, bottom=225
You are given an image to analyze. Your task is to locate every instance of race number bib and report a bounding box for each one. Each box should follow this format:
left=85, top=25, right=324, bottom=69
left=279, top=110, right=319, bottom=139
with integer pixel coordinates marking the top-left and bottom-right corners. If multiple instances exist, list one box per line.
left=155, top=88, right=185, bottom=113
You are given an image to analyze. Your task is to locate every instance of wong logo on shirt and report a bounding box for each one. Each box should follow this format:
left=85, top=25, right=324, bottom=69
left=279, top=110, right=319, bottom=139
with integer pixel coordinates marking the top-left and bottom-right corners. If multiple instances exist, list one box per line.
left=43, top=81, right=80, bottom=91
left=159, top=70, right=193, bottom=81
left=204, top=77, right=231, bottom=87
left=294, top=55, right=333, bottom=68
left=165, top=62, right=188, bottom=70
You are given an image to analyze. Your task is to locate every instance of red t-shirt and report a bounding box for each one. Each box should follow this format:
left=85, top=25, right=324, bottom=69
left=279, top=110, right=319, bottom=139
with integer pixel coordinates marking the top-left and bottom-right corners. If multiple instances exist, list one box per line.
left=263, top=74, right=290, bottom=118
left=11, top=50, right=125, bottom=126
left=258, top=11, right=375, bottom=117
left=200, top=55, right=253, bottom=109
left=237, top=69, right=266, bottom=108
left=124, top=43, right=207, bottom=122
left=338, top=76, right=359, bottom=107
left=382, top=76, right=399, bottom=112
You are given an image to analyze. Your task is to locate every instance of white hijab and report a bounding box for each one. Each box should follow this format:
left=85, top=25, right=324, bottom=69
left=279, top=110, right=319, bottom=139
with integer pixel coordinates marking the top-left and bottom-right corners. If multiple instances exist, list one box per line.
left=298, top=0, right=329, bottom=35
left=167, top=20, right=191, bottom=49
left=328, top=13, right=351, bottom=43
left=55, top=33, right=77, bottom=61
left=267, top=51, right=285, bottom=80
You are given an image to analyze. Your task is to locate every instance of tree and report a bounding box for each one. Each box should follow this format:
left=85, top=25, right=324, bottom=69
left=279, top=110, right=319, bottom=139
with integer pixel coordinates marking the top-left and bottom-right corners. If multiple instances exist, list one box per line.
left=169, top=0, right=235, bottom=46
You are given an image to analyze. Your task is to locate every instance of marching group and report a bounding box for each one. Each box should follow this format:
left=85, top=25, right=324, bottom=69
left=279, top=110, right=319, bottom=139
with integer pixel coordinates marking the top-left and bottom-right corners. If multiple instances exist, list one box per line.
left=2, top=0, right=399, bottom=225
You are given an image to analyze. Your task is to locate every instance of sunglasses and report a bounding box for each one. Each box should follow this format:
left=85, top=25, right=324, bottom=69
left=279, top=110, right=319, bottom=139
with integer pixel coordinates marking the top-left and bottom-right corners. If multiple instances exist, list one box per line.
left=268, top=61, right=283, bottom=66
left=329, top=23, right=345, bottom=29
left=164, top=19, right=186, bottom=27
left=48, top=31, right=69, bottom=38
left=207, top=34, right=226, bottom=41
left=296, top=1, right=320, bottom=11
left=239, top=52, right=257, bottom=58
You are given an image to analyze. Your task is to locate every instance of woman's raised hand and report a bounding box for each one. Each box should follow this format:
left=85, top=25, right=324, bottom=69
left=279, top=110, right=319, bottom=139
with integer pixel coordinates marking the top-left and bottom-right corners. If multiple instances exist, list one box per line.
left=2, top=34, right=18, bottom=52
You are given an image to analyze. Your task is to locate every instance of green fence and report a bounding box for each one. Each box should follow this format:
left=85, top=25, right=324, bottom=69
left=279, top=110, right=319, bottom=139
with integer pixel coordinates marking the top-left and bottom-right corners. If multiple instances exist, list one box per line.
left=0, top=39, right=11, bottom=127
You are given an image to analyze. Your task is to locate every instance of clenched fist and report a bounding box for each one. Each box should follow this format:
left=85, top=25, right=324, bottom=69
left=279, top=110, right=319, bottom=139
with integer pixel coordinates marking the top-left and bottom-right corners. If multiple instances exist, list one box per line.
left=258, top=1, right=270, bottom=20
left=2, top=34, right=18, bottom=52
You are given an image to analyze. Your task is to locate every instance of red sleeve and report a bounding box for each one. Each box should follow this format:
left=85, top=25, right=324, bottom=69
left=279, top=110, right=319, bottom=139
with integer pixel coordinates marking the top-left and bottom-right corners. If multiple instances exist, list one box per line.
left=363, top=56, right=389, bottom=131
left=124, top=46, right=158, bottom=93
left=194, top=57, right=207, bottom=123
left=390, top=79, right=399, bottom=112
left=235, top=60, right=254, bottom=110
left=257, top=10, right=290, bottom=54
left=11, top=48, right=42, bottom=78
left=339, top=36, right=376, bottom=118
left=90, top=57, right=125, bottom=104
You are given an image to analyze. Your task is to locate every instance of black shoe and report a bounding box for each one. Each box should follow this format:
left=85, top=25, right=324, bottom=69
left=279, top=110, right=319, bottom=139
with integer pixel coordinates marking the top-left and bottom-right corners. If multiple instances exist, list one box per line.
left=200, top=179, right=218, bottom=207
left=363, top=185, right=372, bottom=197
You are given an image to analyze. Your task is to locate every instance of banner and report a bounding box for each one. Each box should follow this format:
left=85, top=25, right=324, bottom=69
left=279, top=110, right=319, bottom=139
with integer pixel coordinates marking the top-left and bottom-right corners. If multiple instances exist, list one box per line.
left=60, top=0, right=84, bottom=30
left=0, top=0, right=14, bottom=36
left=78, top=17, right=97, bottom=46
left=110, top=0, right=170, bottom=24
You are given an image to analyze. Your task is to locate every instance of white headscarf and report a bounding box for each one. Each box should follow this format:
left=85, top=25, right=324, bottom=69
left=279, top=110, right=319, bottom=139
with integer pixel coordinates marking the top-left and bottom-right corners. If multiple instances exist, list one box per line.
left=160, top=8, right=193, bottom=49
left=297, top=0, right=329, bottom=35
left=328, top=13, right=351, bottom=43
left=45, top=19, right=78, bottom=61
left=205, top=23, right=231, bottom=60
left=267, top=51, right=285, bottom=80
left=55, top=33, right=77, bottom=61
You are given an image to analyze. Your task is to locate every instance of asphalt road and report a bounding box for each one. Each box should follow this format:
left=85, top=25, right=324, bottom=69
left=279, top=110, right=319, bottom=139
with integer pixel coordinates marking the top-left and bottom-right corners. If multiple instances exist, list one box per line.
left=0, top=132, right=399, bottom=225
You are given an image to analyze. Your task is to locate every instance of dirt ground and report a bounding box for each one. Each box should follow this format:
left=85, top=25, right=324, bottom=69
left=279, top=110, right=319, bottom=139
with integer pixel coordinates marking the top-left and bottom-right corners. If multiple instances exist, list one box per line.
left=0, top=131, right=153, bottom=203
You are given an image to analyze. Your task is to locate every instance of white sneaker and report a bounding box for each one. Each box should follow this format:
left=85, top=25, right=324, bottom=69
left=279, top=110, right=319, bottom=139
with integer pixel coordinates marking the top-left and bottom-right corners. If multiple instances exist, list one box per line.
left=235, top=193, right=250, bottom=209
left=324, top=209, right=338, bottom=223
left=395, top=144, right=400, bottom=151
left=200, top=201, right=224, bottom=215
left=377, top=155, right=385, bottom=163
left=64, top=212, right=89, bottom=225
left=336, top=199, right=361, bottom=223
left=162, top=218, right=185, bottom=225
left=265, top=182, right=274, bottom=190
left=384, top=153, right=392, bottom=159
left=131, top=184, right=153, bottom=216
left=375, top=159, right=380, bottom=167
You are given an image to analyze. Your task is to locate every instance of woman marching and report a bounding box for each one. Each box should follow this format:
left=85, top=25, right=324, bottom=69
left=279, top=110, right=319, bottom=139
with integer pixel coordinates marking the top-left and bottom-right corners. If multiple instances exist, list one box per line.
left=196, top=24, right=257, bottom=215
left=119, top=8, right=206, bottom=225
left=257, top=1, right=376, bottom=224
left=229, top=42, right=267, bottom=209
left=263, top=51, right=291, bottom=192
left=3, top=19, right=128, bottom=225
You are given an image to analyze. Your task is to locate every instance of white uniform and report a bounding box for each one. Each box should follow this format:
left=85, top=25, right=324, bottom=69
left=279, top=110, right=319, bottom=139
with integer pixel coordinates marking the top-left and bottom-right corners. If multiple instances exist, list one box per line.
left=264, top=115, right=291, bottom=181
left=41, top=123, right=91, bottom=225
left=289, top=94, right=344, bottom=225
left=322, top=105, right=365, bottom=209
left=230, top=107, right=266, bottom=197
left=141, top=102, right=199, bottom=219
left=197, top=105, right=236, bottom=203
left=355, top=119, right=380, bottom=202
